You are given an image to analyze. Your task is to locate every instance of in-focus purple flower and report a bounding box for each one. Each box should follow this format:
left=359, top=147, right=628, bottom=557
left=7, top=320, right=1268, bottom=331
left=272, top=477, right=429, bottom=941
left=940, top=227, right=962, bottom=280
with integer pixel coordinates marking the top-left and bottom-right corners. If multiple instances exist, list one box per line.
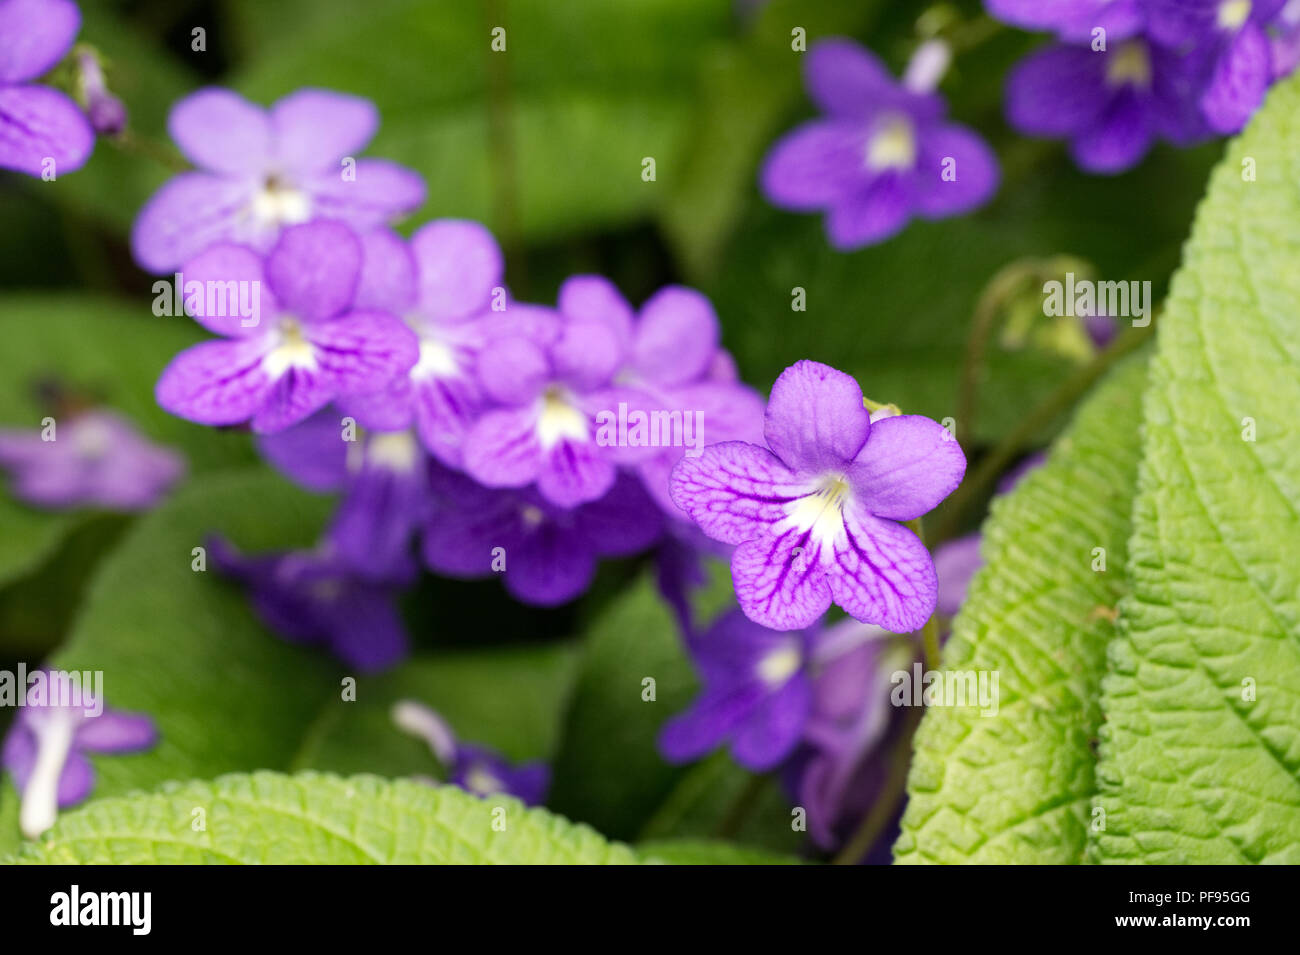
left=336, top=221, right=505, bottom=468
left=130, top=87, right=426, bottom=273
left=256, top=407, right=431, bottom=580
left=155, top=220, right=419, bottom=434
left=422, top=463, right=664, bottom=607
left=391, top=700, right=549, bottom=805
left=461, top=276, right=642, bottom=507
left=1005, top=36, right=1211, bottom=173
left=0, top=409, right=184, bottom=510
left=761, top=38, right=999, bottom=250
left=0, top=0, right=94, bottom=176
left=209, top=534, right=411, bottom=672
left=2, top=669, right=157, bottom=838
left=1146, top=0, right=1287, bottom=132
left=660, top=610, right=818, bottom=771
left=671, top=360, right=966, bottom=632
left=986, top=0, right=1148, bottom=42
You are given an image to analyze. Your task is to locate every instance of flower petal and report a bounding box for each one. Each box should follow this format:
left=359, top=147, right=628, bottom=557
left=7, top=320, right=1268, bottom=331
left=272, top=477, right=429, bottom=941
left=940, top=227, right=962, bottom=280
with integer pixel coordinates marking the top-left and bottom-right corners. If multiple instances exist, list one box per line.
left=130, top=172, right=255, bottom=274
left=56, top=750, right=94, bottom=807
left=305, top=309, right=420, bottom=395
left=463, top=406, right=543, bottom=489
left=913, top=123, right=999, bottom=218
left=506, top=522, right=597, bottom=606
left=557, top=275, right=634, bottom=351
left=764, top=360, right=870, bottom=472
left=933, top=533, right=983, bottom=618
left=574, top=474, right=665, bottom=556
left=168, top=87, right=271, bottom=175
left=1201, top=24, right=1271, bottom=134
left=731, top=528, right=834, bottom=631
left=0, top=0, right=80, bottom=83
left=553, top=318, right=622, bottom=390
left=411, top=218, right=503, bottom=320
left=731, top=677, right=811, bottom=771
left=255, top=407, right=350, bottom=491
left=670, top=440, right=804, bottom=545
left=759, top=119, right=865, bottom=210
left=75, top=709, right=158, bottom=753
left=537, top=437, right=616, bottom=507
left=477, top=335, right=548, bottom=405
left=327, top=588, right=409, bottom=672
left=179, top=242, right=277, bottom=336
left=411, top=373, right=482, bottom=467
left=829, top=503, right=937, bottom=633
left=300, top=158, right=426, bottom=226
left=270, top=88, right=378, bottom=172
left=155, top=337, right=274, bottom=427
left=266, top=220, right=362, bottom=322
left=632, top=285, right=719, bottom=387
left=1070, top=87, right=1155, bottom=174
left=805, top=38, right=903, bottom=119
left=847, top=414, right=966, bottom=521
left=0, top=85, right=93, bottom=177
left=1005, top=44, right=1107, bottom=137
left=354, top=227, right=417, bottom=313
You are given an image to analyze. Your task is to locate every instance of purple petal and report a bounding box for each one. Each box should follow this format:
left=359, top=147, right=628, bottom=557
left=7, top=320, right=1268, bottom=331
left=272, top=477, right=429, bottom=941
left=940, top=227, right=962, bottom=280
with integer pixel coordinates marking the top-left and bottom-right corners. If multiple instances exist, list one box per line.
left=0, top=0, right=80, bottom=83
left=1070, top=88, right=1155, bottom=174
left=179, top=242, right=277, bottom=336
left=266, top=221, right=361, bottom=322
left=463, top=406, right=543, bottom=488
left=270, top=88, right=378, bottom=173
left=659, top=682, right=763, bottom=764
left=760, top=120, right=866, bottom=210
left=300, top=159, right=427, bottom=227
left=670, top=440, right=804, bottom=545
left=411, top=373, right=483, bottom=468
left=304, top=309, right=420, bottom=396
left=130, top=172, right=255, bottom=274
left=553, top=319, right=622, bottom=390
left=847, top=415, right=966, bottom=521
left=155, top=336, right=274, bottom=427
left=0, top=85, right=93, bottom=176
left=805, top=38, right=906, bottom=119
left=168, top=87, right=271, bottom=175
left=732, top=530, right=834, bottom=631
left=338, top=376, right=416, bottom=433
left=354, top=227, right=417, bottom=313
left=255, top=407, right=350, bottom=491
left=421, top=478, right=516, bottom=579
left=913, top=123, right=999, bottom=218
left=56, top=750, right=94, bottom=807
left=764, top=360, right=870, bottom=473
left=933, top=533, right=982, bottom=618
left=631, top=286, right=720, bottom=387
left=506, top=521, right=598, bottom=606
left=537, top=437, right=616, bottom=508
left=826, top=173, right=915, bottom=249
left=1200, top=25, right=1271, bottom=134
left=477, top=336, right=548, bottom=405
left=410, top=219, right=504, bottom=320
left=730, top=677, right=811, bottom=771
left=574, top=473, right=666, bottom=557
left=249, top=366, right=337, bottom=434
left=1005, top=44, right=1107, bottom=137
left=75, top=709, right=158, bottom=753
left=328, top=587, right=409, bottom=672
left=329, top=447, right=427, bottom=580
left=557, top=275, right=634, bottom=351
left=829, top=504, right=937, bottom=633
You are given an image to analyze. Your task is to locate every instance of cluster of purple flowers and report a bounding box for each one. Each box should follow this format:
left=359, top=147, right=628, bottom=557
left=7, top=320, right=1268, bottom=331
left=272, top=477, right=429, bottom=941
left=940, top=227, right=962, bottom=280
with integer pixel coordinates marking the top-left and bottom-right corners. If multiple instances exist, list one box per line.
left=996, top=0, right=1300, bottom=172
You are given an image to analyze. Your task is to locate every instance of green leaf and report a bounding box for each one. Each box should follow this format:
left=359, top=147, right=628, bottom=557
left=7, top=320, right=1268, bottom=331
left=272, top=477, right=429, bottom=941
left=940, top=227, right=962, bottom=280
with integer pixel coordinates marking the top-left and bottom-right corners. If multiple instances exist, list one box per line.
left=4, top=772, right=637, bottom=864
left=894, top=354, right=1149, bottom=864
left=1089, top=76, right=1300, bottom=864
left=0, top=295, right=254, bottom=588
left=638, top=838, right=802, bottom=865
left=229, top=0, right=730, bottom=242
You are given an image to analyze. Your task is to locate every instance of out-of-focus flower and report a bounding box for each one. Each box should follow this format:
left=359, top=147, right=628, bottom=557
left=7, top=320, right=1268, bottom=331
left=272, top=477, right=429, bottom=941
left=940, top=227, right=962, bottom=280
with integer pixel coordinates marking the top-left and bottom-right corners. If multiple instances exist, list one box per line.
left=75, top=47, right=125, bottom=136
left=391, top=700, right=548, bottom=805
left=986, top=0, right=1147, bottom=42
left=209, top=534, right=411, bottom=672
left=256, top=408, right=430, bottom=581
left=337, top=222, right=505, bottom=468
left=0, top=409, right=183, bottom=510
left=0, top=0, right=94, bottom=176
left=422, top=465, right=664, bottom=607
left=659, top=610, right=818, bottom=771
left=761, top=38, right=999, bottom=249
left=1270, top=0, right=1300, bottom=78
left=671, top=360, right=966, bottom=632
left=461, top=276, right=642, bottom=508
left=2, top=669, right=157, bottom=838
left=155, top=220, right=419, bottom=434
left=131, top=87, right=425, bottom=273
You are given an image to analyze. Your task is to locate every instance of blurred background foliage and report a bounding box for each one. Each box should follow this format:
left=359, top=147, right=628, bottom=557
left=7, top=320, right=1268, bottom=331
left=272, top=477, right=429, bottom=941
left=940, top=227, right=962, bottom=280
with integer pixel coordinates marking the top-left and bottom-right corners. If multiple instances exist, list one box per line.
left=0, top=0, right=1222, bottom=856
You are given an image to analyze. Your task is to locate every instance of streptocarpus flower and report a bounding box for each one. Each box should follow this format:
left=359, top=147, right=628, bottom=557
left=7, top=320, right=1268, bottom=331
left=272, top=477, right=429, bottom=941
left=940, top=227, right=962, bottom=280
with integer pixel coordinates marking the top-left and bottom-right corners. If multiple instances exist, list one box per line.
left=1005, top=38, right=1211, bottom=173
left=1145, top=0, right=1287, bottom=132
left=670, top=360, right=966, bottom=632
left=659, top=610, right=817, bottom=771
left=391, top=700, right=549, bottom=805
left=760, top=38, right=999, bottom=249
left=422, top=465, right=664, bottom=607
left=130, top=87, right=425, bottom=273
left=985, top=0, right=1147, bottom=42
left=336, top=221, right=505, bottom=468
left=461, top=276, right=642, bottom=507
left=0, top=409, right=184, bottom=510
left=1, top=670, right=157, bottom=839
left=155, top=220, right=419, bottom=434
left=75, top=47, right=125, bottom=136
left=0, top=0, right=94, bottom=176
left=209, top=535, right=411, bottom=672
left=256, top=407, right=431, bottom=580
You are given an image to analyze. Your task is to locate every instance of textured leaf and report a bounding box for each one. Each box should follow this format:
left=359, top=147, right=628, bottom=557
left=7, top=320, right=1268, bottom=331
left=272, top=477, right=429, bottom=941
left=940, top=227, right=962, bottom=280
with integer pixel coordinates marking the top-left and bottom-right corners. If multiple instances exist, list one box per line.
left=638, top=838, right=802, bottom=865
left=894, top=355, right=1148, bottom=863
left=5, top=772, right=637, bottom=864
left=1090, top=76, right=1300, bottom=864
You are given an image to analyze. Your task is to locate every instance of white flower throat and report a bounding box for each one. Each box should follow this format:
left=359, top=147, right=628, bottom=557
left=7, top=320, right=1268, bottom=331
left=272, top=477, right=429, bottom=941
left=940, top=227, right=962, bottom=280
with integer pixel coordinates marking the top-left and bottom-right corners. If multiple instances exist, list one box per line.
left=1106, top=41, right=1153, bottom=89
left=866, top=115, right=917, bottom=171
left=1218, top=0, right=1252, bottom=29
left=536, top=384, right=589, bottom=449
left=262, top=317, right=317, bottom=377
left=782, top=473, right=853, bottom=551
left=250, top=175, right=311, bottom=230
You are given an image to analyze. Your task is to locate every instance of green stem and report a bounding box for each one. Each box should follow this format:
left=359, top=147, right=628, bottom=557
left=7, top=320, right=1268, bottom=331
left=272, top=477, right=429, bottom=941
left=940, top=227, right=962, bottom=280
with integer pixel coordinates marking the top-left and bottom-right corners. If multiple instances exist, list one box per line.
left=713, top=772, right=771, bottom=840
left=906, top=518, right=942, bottom=672
left=110, top=129, right=188, bottom=173
left=830, top=704, right=923, bottom=865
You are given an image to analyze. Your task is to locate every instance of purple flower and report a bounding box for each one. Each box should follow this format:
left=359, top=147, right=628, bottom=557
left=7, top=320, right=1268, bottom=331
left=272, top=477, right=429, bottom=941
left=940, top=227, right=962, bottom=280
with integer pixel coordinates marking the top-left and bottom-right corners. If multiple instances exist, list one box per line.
left=2, top=668, right=157, bottom=838
left=1146, top=0, right=1287, bottom=132
left=1271, top=0, right=1300, bottom=78
left=986, top=0, right=1148, bottom=42
left=670, top=360, right=966, bottom=633
left=209, top=534, right=411, bottom=672
left=659, top=610, right=817, bottom=771
left=461, top=276, right=641, bottom=507
left=0, top=0, right=94, bottom=176
left=760, top=38, right=999, bottom=250
left=155, top=220, right=419, bottom=434
left=0, top=409, right=184, bottom=510
left=336, top=221, right=505, bottom=468
left=932, top=533, right=985, bottom=618
left=75, top=48, right=126, bottom=136
left=422, top=464, right=664, bottom=607
left=130, top=87, right=425, bottom=273
left=256, top=407, right=431, bottom=580
left=391, top=700, right=549, bottom=805
left=1006, top=36, right=1211, bottom=173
